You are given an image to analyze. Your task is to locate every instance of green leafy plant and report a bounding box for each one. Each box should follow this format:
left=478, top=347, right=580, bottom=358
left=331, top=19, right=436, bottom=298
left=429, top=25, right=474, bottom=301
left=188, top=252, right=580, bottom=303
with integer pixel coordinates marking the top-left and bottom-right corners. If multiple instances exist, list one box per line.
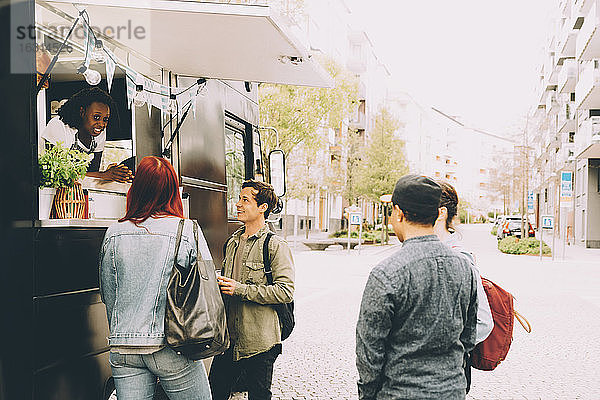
left=498, top=236, right=551, bottom=256
left=491, top=226, right=498, bottom=236
left=38, top=143, right=91, bottom=188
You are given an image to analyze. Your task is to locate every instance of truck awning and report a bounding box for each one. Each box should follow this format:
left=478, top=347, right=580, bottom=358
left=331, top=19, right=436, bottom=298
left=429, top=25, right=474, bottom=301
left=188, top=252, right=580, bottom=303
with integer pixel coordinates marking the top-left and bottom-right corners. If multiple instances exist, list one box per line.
left=38, top=0, right=333, bottom=88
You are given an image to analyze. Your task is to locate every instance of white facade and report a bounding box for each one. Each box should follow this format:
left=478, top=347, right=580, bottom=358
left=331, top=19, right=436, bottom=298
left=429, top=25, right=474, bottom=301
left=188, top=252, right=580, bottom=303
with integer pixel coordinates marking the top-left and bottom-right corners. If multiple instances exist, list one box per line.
left=272, top=0, right=392, bottom=234
left=387, top=91, right=515, bottom=216
left=531, top=0, right=600, bottom=248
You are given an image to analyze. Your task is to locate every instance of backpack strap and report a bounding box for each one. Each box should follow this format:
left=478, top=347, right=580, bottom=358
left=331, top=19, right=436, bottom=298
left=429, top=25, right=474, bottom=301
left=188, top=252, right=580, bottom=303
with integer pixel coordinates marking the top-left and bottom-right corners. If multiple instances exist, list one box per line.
left=222, top=237, right=230, bottom=264
left=514, top=309, right=532, bottom=333
left=263, top=232, right=274, bottom=286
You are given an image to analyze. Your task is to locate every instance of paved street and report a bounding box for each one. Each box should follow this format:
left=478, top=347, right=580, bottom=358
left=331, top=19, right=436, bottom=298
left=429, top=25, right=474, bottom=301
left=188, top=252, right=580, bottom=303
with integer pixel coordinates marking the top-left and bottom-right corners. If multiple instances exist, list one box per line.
left=259, top=224, right=600, bottom=400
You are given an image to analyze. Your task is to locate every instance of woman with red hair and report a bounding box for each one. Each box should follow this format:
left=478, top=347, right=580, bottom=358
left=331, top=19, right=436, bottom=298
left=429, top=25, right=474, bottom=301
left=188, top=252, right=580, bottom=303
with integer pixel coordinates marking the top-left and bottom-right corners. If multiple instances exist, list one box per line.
left=100, top=156, right=212, bottom=399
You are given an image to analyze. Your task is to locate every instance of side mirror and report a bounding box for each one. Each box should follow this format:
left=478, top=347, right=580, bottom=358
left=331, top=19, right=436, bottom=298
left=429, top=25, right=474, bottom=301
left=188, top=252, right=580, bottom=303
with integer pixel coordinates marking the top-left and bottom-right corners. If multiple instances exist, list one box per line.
left=269, top=150, right=286, bottom=197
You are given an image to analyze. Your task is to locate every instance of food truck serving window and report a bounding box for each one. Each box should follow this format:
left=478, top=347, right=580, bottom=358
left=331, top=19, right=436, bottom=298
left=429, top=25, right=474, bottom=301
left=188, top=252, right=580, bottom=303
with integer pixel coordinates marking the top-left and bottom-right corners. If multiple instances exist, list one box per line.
left=225, top=124, right=245, bottom=219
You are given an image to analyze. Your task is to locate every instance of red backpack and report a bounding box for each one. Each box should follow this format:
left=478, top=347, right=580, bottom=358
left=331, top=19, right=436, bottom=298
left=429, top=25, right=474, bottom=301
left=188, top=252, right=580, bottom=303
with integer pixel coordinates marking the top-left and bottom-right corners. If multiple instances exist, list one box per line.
left=471, top=277, right=531, bottom=371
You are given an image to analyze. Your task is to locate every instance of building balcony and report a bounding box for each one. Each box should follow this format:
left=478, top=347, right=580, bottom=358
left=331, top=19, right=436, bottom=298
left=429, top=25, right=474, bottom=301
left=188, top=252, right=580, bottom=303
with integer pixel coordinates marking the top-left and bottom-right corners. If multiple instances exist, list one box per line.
left=533, top=103, right=546, bottom=119
left=349, top=111, right=366, bottom=130
left=558, top=59, right=578, bottom=93
left=559, top=101, right=577, bottom=132
left=543, top=51, right=559, bottom=87
left=577, top=2, right=600, bottom=60
left=546, top=91, right=559, bottom=114
left=576, top=116, right=600, bottom=157
left=575, top=61, right=600, bottom=108
left=574, top=0, right=595, bottom=15
left=560, top=0, right=571, bottom=16
left=557, top=22, right=578, bottom=59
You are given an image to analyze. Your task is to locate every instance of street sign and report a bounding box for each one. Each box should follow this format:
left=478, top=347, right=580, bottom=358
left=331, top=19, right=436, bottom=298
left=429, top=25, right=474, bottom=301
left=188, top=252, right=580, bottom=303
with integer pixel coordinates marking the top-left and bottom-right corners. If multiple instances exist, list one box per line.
left=560, top=171, right=573, bottom=207
left=527, top=191, right=534, bottom=212
left=541, top=215, right=554, bottom=229
left=349, top=213, right=361, bottom=225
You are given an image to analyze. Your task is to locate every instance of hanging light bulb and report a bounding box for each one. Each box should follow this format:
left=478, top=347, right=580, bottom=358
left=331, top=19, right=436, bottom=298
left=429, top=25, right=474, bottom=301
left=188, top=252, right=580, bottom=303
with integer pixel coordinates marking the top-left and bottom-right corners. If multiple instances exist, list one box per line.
left=133, top=84, right=146, bottom=107
left=91, top=39, right=106, bottom=63
left=77, top=64, right=101, bottom=86
left=167, top=94, right=178, bottom=114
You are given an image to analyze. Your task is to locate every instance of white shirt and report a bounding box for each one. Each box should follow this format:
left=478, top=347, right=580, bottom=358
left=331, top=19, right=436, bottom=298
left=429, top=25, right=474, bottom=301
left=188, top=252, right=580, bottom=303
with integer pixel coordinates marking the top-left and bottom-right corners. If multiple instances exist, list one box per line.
left=39, top=116, right=106, bottom=155
left=444, top=232, right=494, bottom=344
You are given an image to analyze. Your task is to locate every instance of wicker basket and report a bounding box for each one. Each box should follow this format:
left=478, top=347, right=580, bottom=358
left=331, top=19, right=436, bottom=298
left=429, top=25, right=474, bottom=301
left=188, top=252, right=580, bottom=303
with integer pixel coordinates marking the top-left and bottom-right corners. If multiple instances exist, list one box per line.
left=53, top=182, right=86, bottom=219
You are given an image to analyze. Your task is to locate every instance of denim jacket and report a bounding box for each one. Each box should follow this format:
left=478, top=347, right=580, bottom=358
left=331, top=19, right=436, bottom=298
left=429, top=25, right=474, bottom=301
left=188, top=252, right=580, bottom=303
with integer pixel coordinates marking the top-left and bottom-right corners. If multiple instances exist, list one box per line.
left=99, top=217, right=209, bottom=347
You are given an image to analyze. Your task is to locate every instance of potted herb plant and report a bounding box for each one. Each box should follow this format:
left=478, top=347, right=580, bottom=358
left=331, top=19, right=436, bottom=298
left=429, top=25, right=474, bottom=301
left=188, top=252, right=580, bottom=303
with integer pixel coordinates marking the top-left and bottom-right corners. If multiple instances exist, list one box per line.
left=38, top=143, right=91, bottom=219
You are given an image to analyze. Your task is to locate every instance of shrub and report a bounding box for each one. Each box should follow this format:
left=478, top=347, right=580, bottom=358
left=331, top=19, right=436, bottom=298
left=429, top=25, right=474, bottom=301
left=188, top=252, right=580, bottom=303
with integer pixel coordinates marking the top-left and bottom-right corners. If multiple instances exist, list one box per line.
left=498, top=236, right=551, bottom=256
left=330, top=229, right=381, bottom=243
left=491, top=226, right=498, bottom=236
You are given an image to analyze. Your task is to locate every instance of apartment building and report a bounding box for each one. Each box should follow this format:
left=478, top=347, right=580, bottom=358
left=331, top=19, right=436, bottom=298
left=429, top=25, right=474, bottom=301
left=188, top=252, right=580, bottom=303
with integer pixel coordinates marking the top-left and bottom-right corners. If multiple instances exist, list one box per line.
left=532, top=0, right=600, bottom=248
left=271, top=0, right=392, bottom=234
left=387, top=91, right=514, bottom=216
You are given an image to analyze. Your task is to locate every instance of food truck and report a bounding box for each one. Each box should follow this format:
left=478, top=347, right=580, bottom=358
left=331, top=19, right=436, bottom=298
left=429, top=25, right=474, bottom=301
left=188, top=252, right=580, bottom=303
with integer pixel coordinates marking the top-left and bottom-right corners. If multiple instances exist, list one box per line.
left=0, top=0, right=331, bottom=398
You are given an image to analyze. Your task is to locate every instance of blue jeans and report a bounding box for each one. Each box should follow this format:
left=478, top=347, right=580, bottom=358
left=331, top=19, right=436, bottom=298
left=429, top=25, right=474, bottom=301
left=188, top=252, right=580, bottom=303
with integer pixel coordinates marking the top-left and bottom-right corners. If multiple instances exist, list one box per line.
left=109, top=347, right=212, bottom=400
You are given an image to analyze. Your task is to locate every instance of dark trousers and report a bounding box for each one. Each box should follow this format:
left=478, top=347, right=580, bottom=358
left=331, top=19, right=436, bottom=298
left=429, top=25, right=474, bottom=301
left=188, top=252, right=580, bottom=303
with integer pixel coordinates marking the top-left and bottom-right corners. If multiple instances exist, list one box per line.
left=464, top=352, right=472, bottom=394
left=209, top=344, right=282, bottom=400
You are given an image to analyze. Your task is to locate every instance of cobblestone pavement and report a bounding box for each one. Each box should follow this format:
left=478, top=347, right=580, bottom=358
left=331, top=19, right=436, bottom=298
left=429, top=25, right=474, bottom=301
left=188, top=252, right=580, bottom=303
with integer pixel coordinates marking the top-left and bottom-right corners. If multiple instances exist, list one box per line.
left=233, top=226, right=600, bottom=399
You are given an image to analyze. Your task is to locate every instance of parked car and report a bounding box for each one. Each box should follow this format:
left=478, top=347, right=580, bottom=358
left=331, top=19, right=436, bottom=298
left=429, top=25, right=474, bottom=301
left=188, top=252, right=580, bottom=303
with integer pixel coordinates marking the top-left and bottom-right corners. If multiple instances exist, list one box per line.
left=492, top=215, right=505, bottom=227
left=496, top=215, right=535, bottom=240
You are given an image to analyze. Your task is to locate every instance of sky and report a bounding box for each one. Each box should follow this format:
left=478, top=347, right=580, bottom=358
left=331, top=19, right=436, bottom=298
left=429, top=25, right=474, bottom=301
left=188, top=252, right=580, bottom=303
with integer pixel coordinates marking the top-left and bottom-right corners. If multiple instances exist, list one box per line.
left=345, top=0, right=555, bottom=136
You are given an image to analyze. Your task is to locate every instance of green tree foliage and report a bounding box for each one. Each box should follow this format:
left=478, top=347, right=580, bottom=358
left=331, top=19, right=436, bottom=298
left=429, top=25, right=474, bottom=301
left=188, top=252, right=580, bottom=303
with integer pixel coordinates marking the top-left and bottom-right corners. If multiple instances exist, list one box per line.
left=258, top=56, right=359, bottom=179
left=354, top=107, right=408, bottom=202
left=338, top=129, right=365, bottom=205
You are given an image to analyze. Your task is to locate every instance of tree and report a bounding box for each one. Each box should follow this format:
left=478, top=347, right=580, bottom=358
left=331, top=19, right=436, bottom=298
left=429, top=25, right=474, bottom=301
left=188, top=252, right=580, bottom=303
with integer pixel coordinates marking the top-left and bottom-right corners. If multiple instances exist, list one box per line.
left=355, top=107, right=409, bottom=202
left=487, top=153, right=515, bottom=216
left=258, top=56, right=359, bottom=175
left=285, top=135, right=325, bottom=238
left=258, top=57, right=359, bottom=237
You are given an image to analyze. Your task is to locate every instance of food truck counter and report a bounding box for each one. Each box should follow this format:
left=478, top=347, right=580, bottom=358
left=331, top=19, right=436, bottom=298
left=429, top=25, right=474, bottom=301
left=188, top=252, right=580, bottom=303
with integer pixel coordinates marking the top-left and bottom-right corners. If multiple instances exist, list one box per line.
left=35, top=218, right=117, bottom=228
left=37, top=177, right=130, bottom=226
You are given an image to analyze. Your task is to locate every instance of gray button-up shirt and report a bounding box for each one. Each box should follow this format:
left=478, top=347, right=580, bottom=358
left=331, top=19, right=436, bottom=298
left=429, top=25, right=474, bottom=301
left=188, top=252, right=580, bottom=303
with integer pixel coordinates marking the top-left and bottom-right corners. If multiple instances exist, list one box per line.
left=356, top=235, right=478, bottom=400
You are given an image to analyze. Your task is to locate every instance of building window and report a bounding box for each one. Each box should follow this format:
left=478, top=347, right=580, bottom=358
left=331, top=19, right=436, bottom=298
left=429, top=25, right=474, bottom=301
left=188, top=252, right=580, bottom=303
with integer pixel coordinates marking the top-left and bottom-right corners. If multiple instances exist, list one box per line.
left=568, top=132, right=575, bottom=143
left=480, top=168, right=486, bottom=174
left=445, top=159, right=450, bottom=164
left=445, top=174, right=451, bottom=179
left=436, top=155, right=441, bottom=161
left=544, top=188, right=548, bottom=203
left=479, top=182, right=486, bottom=188
left=435, top=171, right=441, bottom=177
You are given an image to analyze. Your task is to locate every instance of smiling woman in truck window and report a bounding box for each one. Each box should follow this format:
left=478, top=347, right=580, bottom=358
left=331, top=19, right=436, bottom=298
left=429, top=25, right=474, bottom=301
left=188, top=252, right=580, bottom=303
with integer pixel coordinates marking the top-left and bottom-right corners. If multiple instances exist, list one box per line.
left=40, top=87, right=133, bottom=183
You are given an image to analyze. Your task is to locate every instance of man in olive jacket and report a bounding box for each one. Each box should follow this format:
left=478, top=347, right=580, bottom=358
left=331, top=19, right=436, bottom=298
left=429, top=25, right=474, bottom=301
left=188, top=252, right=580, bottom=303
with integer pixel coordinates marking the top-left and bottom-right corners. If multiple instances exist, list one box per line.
left=209, top=180, right=294, bottom=400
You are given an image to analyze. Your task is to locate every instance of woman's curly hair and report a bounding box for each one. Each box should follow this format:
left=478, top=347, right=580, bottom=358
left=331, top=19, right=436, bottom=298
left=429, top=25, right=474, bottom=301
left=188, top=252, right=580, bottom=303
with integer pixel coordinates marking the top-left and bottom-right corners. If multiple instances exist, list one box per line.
left=438, top=181, right=459, bottom=231
left=57, top=87, right=119, bottom=130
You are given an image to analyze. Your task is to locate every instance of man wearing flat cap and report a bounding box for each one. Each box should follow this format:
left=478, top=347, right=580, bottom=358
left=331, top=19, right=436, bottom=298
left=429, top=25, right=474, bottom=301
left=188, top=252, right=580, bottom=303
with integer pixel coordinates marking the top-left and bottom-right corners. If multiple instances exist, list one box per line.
left=356, top=175, right=478, bottom=400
